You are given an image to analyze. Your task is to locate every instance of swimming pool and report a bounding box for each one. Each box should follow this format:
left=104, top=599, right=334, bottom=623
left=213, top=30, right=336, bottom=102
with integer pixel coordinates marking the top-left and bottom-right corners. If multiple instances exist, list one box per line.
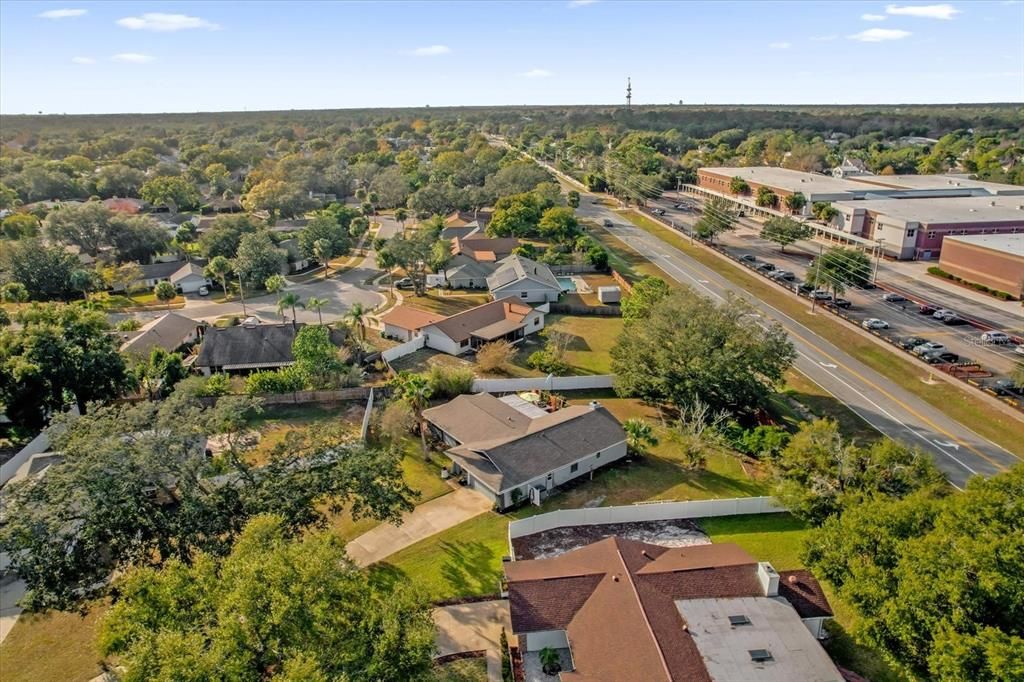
left=557, top=276, right=577, bottom=292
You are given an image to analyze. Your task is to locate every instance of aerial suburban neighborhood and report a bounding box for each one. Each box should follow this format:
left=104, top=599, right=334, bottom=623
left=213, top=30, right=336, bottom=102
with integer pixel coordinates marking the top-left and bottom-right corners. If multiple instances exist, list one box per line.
left=0, top=2, right=1022, bottom=682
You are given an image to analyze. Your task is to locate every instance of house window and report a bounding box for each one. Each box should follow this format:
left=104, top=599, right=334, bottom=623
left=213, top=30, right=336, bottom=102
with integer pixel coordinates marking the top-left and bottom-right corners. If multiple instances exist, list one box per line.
left=520, top=292, right=528, bottom=299
left=596, top=451, right=601, bottom=459
left=570, top=463, right=579, bottom=473
left=906, top=229, right=915, bottom=238
left=461, top=339, right=469, bottom=347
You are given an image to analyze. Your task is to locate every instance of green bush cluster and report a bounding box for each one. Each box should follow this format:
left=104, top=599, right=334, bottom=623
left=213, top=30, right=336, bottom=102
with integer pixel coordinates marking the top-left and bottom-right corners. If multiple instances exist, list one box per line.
left=426, top=365, right=475, bottom=399
left=527, top=350, right=568, bottom=375
left=245, top=366, right=305, bottom=394
left=927, top=266, right=1013, bottom=300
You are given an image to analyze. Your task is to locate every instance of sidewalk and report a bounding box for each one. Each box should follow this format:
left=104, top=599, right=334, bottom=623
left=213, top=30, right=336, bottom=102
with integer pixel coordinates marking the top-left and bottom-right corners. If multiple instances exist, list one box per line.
left=345, top=487, right=492, bottom=567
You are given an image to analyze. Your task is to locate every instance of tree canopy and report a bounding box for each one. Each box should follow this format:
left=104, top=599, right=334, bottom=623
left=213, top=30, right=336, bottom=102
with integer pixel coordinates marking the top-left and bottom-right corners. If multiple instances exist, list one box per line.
left=0, top=390, right=416, bottom=610
left=98, top=514, right=435, bottom=682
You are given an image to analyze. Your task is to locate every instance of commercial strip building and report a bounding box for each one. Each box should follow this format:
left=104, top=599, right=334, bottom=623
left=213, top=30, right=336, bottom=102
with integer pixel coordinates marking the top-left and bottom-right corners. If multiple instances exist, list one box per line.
left=505, top=538, right=840, bottom=681
left=691, top=166, right=1024, bottom=260
left=937, top=234, right=1024, bottom=299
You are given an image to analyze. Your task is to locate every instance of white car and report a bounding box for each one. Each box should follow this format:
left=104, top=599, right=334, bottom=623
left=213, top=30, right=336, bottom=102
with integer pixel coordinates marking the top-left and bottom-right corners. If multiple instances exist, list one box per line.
left=862, top=318, right=889, bottom=330
left=197, top=285, right=210, bottom=296
left=1015, top=345, right=1024, bottom=356
left=912, top=341, right=946, bottom=355
left=980, top=331, right=1011, bottom=345
left=932, top=309, right=957, bottom=321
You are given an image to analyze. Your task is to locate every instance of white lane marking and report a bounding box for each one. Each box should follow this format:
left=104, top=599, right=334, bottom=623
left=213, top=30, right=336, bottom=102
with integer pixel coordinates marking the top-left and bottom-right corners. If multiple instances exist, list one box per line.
left=819, top=362, right=838, bottom=368
left=934, top=440, right=961, bottom=451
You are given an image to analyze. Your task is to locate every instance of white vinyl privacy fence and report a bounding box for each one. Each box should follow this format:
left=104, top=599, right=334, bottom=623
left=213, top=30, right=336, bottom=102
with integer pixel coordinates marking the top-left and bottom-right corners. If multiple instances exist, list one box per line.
left=472, top=374, right=614, bottom=393
left=508, top=496, right=786, bottom=540
left=381, top=336, right=426, bottom=363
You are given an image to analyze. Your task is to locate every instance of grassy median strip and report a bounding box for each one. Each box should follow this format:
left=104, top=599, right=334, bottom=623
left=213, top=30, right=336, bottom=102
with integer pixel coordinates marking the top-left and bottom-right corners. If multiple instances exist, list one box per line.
left=610, top=211, right=1024, bottom=458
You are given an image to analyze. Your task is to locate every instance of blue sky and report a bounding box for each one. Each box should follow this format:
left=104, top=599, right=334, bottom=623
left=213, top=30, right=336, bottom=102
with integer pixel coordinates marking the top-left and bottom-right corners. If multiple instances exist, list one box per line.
left=1, top=1, right=1021, bottom=114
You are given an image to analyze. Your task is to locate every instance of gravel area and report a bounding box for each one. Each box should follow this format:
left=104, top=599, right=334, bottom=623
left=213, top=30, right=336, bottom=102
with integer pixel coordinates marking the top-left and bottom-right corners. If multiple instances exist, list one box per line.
left=512, top=518, right=710, bottom=560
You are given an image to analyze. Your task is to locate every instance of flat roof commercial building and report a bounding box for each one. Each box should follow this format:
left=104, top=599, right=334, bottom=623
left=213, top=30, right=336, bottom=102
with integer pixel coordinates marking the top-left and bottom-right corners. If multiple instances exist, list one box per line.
left=938, top=233, right=1024, bottom=299
left=847, top=174, right=1024, bottom=197
left=832, top=196, right=1024, bottom=260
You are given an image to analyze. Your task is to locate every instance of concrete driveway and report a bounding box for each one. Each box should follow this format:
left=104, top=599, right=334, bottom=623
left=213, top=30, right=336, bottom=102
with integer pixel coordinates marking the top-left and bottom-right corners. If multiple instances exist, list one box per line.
left=345, top=487, right=493, bottom=567
left=434, top=600, right=512, bottom=682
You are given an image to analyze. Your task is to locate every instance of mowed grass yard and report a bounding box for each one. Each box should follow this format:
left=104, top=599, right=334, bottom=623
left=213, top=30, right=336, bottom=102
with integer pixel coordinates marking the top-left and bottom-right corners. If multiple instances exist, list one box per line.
left=0, top=604, right=109, bottom=682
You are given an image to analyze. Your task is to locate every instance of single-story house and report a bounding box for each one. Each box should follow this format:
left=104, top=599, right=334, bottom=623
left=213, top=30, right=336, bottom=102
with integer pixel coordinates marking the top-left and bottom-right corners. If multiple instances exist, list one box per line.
left=269, top=218, right=310, bottom=233
left=278, top=238, right=310, bottom=273
left=380, top=307, right=445, bottom=342
left=195, top=321, right=345, bottom=375
left=102, top=197, right=147, bottom=214
left=451, top=236, right=520, bottom=263
left=119, top=312, right=204, bottom=358
left=445, top=210, right=492, bottom=229
left=486, top=255, right=562, bottom=303
left=440, top=225, right=482, bottom=241
left=505, top=538, right=840, bottom=680
left=169, top=262, right=211, bottom=294
left=134, top=260, right=189, bottom=289
left=423, top=394, right=627, bottom=509
left=381, top=299, right=545, bottom=354
left=442, top=254, right=498, bottom=289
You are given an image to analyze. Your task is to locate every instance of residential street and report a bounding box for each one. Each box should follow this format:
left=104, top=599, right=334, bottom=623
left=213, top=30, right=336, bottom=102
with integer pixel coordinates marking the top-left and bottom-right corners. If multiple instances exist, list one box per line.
left=572, top=194, right=1021, bottom=489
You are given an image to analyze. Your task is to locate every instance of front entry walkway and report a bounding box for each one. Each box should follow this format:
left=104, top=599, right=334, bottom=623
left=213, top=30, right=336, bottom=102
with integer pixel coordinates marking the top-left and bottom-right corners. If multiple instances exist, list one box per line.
left=434, top=600, right=512, bottom=682
left=345, top=487, right=492, bottom=567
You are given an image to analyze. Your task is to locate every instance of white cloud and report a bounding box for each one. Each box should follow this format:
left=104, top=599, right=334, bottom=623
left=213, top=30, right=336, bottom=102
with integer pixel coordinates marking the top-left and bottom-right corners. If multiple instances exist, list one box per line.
left=116, top=13, right=219, bottom=32
left=568, top=0, right=598, bottom=7
left=810, top=34, right=839, bottom=41
left=862, top=13, right=887, bottom=21
left=112, top=53, right=155, bottom=63
left=407, top=44, right=451, bottom=57
left=885, top=4, right=961, bottom=19
left=768, top=41, right=791, bottom=49
left=71, top=56, right=95, bottom=64
left=37, top=8, right=87, bottom=19
left=522, top=68, right=553, bottom=78
left=848, top=28, right=912, bottom=41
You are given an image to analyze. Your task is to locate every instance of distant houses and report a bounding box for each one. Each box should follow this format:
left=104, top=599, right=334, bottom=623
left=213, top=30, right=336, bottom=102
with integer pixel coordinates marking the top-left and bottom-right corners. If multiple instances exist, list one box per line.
left=133, top=260, right=211, bottom=294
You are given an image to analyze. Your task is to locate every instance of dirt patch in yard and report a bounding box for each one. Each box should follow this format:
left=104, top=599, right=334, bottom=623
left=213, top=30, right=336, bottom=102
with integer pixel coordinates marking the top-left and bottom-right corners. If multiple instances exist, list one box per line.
left=512, top=518, right=710, bottom=560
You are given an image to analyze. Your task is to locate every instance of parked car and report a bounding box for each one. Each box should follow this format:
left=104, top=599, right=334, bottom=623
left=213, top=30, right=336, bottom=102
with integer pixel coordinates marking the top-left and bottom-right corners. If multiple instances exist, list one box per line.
left=981, top=331, right=1011, bottom=344
left=923, top=351, right=960, bottom=364
left=882, top=293, right=907, bottom=303
left=197, top=285, right=210, bottom=296
left=674, top=203, right=690, bottom=210
left=395, top=277, right=415, bottom=290
left=1015, top=345, right=1024, bottom=356
left=797, top=282, right=816, bottom=294
left=830, top=298, right=852, bottom=309
left=739, top=254, right=757, bottom=263
left=756, top=262, right=776, bottom=272
left=912, top=341, right=946, bottom=355
left=989, top=378, right=1022, bottom=397
left=932, top=309, right=957, bottom=321
left=602, top=218, right=613, bottom=227
left=918, top=304, right=937, bottom=315
left=811, top=290, right=833, bottom=301
left=862, top=318, right=890, bottom=330
left=860, top=282, right=877, bottom=290
left=898, top=336, right=927, bottom=350
left=651, top=208, right=666, bottom=216
left=769, top=270, right=795, bottom=281
left=941, top=315, right=967, bottom=326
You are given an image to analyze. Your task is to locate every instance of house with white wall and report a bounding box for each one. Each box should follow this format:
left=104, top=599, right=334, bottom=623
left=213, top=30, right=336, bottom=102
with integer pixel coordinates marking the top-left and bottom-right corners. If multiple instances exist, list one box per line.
left=486, top=255, right=562, bottom=303
left=423, top=393, right=626, bottom=509
left=380, top=299, right=545, bottom=354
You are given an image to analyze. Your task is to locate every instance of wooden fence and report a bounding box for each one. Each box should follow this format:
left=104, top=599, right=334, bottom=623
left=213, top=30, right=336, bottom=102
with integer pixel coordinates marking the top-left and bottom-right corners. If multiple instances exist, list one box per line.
left=611, top=269, right=633, bottom=293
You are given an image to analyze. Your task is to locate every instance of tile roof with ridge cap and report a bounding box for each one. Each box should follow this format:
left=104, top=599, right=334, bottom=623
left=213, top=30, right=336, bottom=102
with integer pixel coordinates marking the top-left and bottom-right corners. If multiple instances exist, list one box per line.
left=426, top=299, right=535, bottom=344
left=506, top=537, right=837, bottom=682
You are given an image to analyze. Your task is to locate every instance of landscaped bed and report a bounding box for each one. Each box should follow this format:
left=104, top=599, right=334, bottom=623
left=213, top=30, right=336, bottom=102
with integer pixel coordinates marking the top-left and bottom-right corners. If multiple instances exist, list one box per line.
left=511, top=518, right=708, bottom=560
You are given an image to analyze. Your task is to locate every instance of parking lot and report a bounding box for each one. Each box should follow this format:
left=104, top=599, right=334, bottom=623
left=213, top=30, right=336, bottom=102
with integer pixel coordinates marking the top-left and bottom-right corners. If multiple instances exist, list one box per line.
left=642, top=195, right=1024, bottom=403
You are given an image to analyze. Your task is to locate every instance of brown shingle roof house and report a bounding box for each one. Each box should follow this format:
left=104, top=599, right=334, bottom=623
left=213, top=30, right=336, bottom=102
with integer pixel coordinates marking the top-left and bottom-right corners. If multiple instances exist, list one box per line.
left=381, top=299, right=546, bottom=353
left=451, top=236, right=521, bottom=263
left=423, top=394, right=627, bottom=509
left=505, top=538, right=840, bottom=682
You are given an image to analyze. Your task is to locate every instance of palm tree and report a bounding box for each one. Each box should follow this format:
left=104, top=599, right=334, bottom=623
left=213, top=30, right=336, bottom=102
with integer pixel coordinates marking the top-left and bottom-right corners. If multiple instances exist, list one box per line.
left=376, top=250, right=397, bottom=293
left=204, top=256, right=232, bottom=299
left=277, top=292, right=301, bottom=328
left=345, top=302, right=367, bottom=341
left=304, top=296, right=327, bottom=326
left=313, top=238, right=333, bottom=278
left=395, top=373, right=433, bottom=459
left=154, top=281, right=177, bottom=311
left=623, top=418, right=659, bottom=456
left=394, top=208, right=408, bottom=229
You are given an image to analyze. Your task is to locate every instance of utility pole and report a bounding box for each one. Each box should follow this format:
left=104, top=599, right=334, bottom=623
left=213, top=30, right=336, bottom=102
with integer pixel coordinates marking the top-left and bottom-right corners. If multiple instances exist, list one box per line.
left=626, top=77, right=632, bottom=112
left=872, top=238, right=885, bottom=283
left=810, top=242, right=824, bottom=314
left=237, top=271, right=248, bottom=317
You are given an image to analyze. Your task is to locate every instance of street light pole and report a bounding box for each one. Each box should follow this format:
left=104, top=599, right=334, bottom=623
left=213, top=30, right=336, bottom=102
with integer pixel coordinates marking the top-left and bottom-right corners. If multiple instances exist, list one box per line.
left=872, top=238, right=885, bottom=283
left=810, top=242, right=824, bottom=314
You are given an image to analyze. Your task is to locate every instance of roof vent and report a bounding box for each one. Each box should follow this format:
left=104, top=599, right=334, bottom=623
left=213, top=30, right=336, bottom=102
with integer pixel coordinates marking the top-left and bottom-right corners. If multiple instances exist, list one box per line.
left=588, top=400, right=600, bottom=409
left=728, top=615, right=752, bottom=627
left=990, top=201, right=996, bottom=207
left=787, top=574, right=798, bottom=584
left=641, top=549, right=652, bottom=559
left=749, top=649, right=774, bottom=663
left=612, top=575, right=620, bottom=582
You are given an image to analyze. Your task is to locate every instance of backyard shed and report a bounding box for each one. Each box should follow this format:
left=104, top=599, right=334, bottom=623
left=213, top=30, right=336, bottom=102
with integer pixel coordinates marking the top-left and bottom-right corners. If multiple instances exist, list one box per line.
left=597, top=286, right=621, bottom=304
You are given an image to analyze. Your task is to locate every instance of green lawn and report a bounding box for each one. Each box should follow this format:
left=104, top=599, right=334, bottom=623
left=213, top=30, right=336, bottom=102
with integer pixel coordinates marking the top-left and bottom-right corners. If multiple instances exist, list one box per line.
left=783, top=371, right=883, bottom=445
left=433, top=657, right=488, bottom=682
left=372, top=512, right=511, bottom=603
left=0, top=603, right=108, bottom=682
left=402, top=293, right=493, bottom=316
left=614, top=211, right=1024, bottom=458
left=531, top=314, right=624, bottom=375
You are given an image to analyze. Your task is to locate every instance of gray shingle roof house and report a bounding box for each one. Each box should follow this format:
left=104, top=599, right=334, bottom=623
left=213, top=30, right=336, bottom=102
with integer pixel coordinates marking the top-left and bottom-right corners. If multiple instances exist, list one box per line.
left=443, top=254, right=499, bottom=289
left=120, top=312, right=203, bottom=358
left=195, top=322, right=345, bottom=375
left=486, top=255, right=562, bottom=303
left=423, top=393, right=626, bottom=509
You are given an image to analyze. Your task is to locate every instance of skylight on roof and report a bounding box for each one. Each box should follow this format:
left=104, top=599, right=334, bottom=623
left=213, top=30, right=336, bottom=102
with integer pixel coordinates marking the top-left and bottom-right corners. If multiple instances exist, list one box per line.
left=749, top=649, right=773, bottom=663
left=728, top=615, right=752, bottom=626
